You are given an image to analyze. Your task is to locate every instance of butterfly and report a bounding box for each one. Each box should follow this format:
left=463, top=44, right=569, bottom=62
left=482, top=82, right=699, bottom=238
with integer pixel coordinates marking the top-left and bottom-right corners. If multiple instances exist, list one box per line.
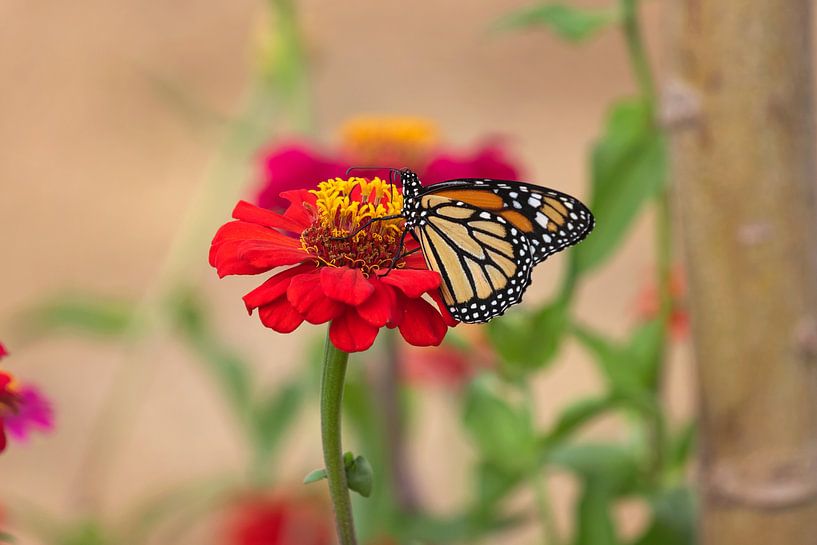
left=347, top=167, right=595, bottom=323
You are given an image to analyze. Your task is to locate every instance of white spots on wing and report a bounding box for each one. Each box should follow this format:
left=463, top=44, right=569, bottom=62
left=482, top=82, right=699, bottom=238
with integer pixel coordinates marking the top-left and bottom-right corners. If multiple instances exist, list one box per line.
left=535, top=212, right=549, bottom=228
left=569, top=212, right=578, bottom=220
left=528, top=196, right=542, bottom=207
left=509, top=191, right=518, bottom=199
left=512, top=201, right=522, bottom=209
left=479, top=211, right=492, bottom=219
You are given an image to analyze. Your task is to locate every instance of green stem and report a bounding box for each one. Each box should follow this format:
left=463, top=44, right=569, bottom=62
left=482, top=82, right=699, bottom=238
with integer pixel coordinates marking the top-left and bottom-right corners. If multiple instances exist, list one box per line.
left=320, top=333, right=358, bottom=545
left=523, top=384, right=562, bottom=545
left=620, top=0, right=655, bottom=104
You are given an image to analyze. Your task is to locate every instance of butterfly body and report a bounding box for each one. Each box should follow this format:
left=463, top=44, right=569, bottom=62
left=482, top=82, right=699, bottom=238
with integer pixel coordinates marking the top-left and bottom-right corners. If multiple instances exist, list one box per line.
left=398, top=168, right=594, bottom=323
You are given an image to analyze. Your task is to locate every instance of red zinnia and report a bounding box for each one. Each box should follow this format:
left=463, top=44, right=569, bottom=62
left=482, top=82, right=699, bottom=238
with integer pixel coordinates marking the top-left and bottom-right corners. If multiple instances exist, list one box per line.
left=210, top=177, right=457, bottom=353
left=224, top=493, right=334, bottom=545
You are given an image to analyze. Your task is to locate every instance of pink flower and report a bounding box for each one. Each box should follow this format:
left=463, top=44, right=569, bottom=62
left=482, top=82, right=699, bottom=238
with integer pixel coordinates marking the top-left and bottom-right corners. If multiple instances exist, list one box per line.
left=422, top=142, right=522, bottom=185
left=256, top=143, right=347, bottom=210
left=4, top=386, right=53, bottom=441
left=223, top=493, right=333, bottom=545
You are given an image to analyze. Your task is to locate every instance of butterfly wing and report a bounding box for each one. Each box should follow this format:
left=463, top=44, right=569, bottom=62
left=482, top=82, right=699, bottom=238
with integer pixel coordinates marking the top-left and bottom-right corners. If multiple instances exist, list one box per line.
left=417, top=179, right=594, bottom=263
left=411, top=193, right=535, bottom=323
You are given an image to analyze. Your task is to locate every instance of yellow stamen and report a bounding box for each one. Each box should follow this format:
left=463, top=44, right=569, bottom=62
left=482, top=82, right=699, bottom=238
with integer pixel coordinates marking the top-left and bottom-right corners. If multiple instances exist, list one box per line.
left=301, top=177, right=408, bottom=275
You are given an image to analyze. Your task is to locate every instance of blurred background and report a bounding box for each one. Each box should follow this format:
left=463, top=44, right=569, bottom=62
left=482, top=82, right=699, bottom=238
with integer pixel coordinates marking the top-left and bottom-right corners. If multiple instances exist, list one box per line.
left=1, top=1, right=812, bottom=544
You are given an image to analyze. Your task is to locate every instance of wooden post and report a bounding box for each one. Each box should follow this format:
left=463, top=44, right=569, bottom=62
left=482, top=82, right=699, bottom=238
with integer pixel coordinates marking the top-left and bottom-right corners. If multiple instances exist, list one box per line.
left=665, top=2, right=817, bottom=543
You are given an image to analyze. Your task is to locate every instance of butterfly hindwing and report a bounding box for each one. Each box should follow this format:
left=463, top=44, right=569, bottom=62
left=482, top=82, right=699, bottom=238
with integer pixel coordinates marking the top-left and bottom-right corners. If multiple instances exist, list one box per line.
left=411, top=194, right=535, bottom=323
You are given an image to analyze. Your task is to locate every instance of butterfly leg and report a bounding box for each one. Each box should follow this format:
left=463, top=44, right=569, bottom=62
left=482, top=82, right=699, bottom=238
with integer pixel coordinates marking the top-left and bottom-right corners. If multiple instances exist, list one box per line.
left=329, top=214, right=403, bottom=241
left=380, top=229, right=420, bottom=277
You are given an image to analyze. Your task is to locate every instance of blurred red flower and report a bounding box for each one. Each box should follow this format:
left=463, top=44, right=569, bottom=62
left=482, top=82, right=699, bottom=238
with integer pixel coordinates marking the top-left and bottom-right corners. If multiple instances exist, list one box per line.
left=211, top=177, right=456, bottom=353
left=634, top=266, right=689, bottom=340
left=254, top=117, right=522, bottom=209
left=224, top=493, right=333, bottom=545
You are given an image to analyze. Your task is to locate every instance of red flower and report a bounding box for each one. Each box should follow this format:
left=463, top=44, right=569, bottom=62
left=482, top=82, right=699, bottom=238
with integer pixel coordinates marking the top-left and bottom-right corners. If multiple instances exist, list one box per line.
left=0, top=344, right=6, bottom=359
left=0, top=345, right=54, bottom=453
left=256, top=144, right=347, bottom=210
left=211, top=177, right=457, bottom=353
left=634, top=266, right=689, bottom=340
left=224, top=493, right=333, bottom=545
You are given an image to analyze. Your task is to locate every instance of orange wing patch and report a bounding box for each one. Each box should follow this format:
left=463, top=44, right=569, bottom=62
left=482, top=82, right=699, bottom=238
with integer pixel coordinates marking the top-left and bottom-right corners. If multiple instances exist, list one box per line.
left=544, top=197, right=569, bottom=216
left=499, top=210, right=534, bottom=233
left=433, top=189, right=504, bottom=209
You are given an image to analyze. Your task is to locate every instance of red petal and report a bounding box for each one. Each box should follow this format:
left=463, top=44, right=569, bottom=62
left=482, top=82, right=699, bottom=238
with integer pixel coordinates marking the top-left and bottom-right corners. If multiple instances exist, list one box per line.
left=232, top=200, right=305, bottom=232
left=329, top=310, right=380, bottom=352
left=380, top=269, right=441, bottom=298
left=281, top=190, right=317, bottom=229
left=397, top=296, right=448, bottom=347
left=210, top=221, right=309, bottom=277
left=0, top=421, right=6, bottom=453
left=320, top=267, right=375, bottom=305
left=428, top=290, right=459, bottom=327
left=258, top=296, right=305, bottom=333
left=243, top=264, right=314, bottom=312
left=288, top=273, right=345, bottom=324
left=356, top=279, right=398, bottom=327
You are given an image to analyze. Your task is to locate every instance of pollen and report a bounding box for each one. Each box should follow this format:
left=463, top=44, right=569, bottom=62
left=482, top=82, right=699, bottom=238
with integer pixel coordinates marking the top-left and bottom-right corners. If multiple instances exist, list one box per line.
left=340, top=116, right=438, bottom=169
left=301, top=177, right=408, bottom=275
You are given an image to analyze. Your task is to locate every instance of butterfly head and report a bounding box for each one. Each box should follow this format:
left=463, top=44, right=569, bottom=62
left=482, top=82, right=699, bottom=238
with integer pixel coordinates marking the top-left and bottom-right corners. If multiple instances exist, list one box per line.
left=400, top=168, right=422, bottom=198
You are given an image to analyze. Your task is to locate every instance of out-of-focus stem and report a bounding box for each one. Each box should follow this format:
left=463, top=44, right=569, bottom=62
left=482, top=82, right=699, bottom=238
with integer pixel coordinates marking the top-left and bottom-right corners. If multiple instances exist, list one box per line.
left=320, top=334, right=358, bottom=545
left=378, top=329, right=422, bottom=514
left=524, top=384, right=562, bottom=545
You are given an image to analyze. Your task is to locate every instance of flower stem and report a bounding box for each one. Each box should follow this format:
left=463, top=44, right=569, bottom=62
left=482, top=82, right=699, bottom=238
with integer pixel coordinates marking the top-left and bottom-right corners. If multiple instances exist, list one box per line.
left=320, top=333, right=358, bottom=545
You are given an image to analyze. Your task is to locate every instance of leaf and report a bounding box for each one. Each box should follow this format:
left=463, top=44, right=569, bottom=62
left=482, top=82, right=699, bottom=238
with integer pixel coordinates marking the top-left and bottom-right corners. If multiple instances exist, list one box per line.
left=18, top=295, right=135, bottom=338
left=668, top=421, right=696, bottom=471
left=544, top=395, right=621, bottom=445
left=574, top=478, right=619, bottom=545
left=487, top=298, right=569, bottom=375
left=573, top=99, right=667, bottom=274
left=345, top=454, right=374, bottom=498
left=496, top=3, right=619, bottom=42
left=549, top=442, right=641, bottom=496
left=170, top=290, right=253, bottom=421
left=571, top=321, right=662, bottom=411
left=0, top=533, right=15, bottom=543
left=303, top=468, right=327, bottom=484
left=633, top=487, right=696, bottom=545
left=474, top=461, right=522, bottom=509
left=251, top=382, right=304, bottom=464
left=462, top=377, right=537, bottom=473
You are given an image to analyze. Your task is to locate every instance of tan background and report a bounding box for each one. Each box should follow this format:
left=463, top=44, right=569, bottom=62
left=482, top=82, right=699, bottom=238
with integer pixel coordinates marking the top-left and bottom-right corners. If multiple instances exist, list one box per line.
left=0, top=0, right=738, bottom=542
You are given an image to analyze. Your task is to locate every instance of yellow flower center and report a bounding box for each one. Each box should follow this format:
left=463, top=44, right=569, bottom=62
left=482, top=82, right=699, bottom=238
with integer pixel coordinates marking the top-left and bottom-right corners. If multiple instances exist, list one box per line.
left=301, top=177, right=407, bottom=275
left=340, top=116, right=438, bottom=169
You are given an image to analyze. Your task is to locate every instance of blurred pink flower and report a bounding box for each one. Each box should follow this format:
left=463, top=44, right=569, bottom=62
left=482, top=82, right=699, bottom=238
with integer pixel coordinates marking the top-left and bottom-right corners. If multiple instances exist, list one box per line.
left=253, top=118, right=524, bottom=210
left=0, top=343, right=7, bottom=359
left=402, top=336, right=494, bottom=389
left=4, top=385, right=54, bottom=441
left=422, top=142, right=521, bottom=185
left=256, top=143, right=347, bottom=210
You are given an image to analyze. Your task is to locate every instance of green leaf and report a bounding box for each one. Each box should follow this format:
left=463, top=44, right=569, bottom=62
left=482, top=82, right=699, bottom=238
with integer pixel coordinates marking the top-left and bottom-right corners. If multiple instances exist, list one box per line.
left=571, top=321, right=663, bottom=411
left=544, top=395, right=621, bottom=445
left=487, top=298, right=569, bottom=375
left=58, top=521, right=110, bottom=545
left=303, top=468, right=327, bottom=484
left=668, top=421, right=696, bottom=471
left=549, top=442, right=641, bottom=496
left=633, top=487, right=696, bottom=545
left=0, top=532, right=15, bottom=543
left=573, top=99, right=667, bottom=274
left=474, top=461, right=522, bottom=509
left=345, top=454, right=374, bottom=498
left=462, top=377, right=537, bottom=473
left=251, top=382, right=304, bottom=465
left=170, top=290, right=253, bottom=420
left=18, top=295, right=135, bottom=338
left=496, top=3, right=619, bottom=42
left=574, top=478, right=619, bottom=545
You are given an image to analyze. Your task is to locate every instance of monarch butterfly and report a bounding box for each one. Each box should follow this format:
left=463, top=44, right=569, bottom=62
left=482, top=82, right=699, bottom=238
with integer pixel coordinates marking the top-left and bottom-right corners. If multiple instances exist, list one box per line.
left=346, top=167, right=595, bottom=323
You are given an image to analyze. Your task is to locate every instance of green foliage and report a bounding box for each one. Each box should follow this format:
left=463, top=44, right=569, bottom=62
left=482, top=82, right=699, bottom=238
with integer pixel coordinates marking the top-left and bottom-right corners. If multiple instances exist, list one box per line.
left=549, top=442, right=642, bottom=497
left=250, top=382, right=304, bottom=466
left=344, top=452, right=374, bottom=498
left=633, top=488, right=696, bottom=545
left=58, top=522, right=110, bottom=545
left=544, top=394, right=622, bottom=445
left=496, top=2, right=619, bottom=42
left=462, top=376, right=537, bottom=474
left=0, top=533, right=14, bottom=543
left=18, top=295, right=135, bottom=338
left=487, top=298, right=569, bottom=376
left=573, top=99, right=667, bottom=274
left=574, top=478, right=619, bottom=545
